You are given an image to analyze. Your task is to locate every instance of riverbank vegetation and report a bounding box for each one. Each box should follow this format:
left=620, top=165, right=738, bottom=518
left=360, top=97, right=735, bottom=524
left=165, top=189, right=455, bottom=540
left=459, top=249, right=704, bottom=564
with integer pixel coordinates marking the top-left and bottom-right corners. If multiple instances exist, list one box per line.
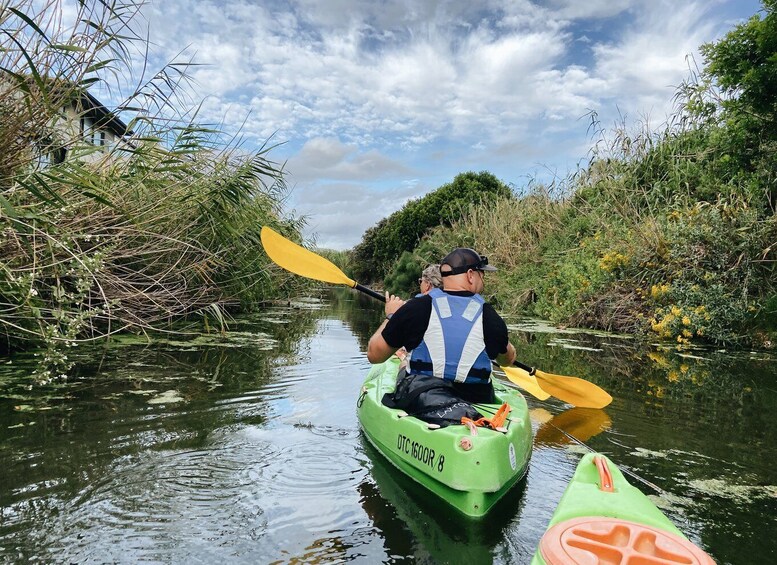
left=349, top=1, right=777, bottom=348
left=351, top=171, right=513, bottom=285
left=0, top=1, right=302, bottom=368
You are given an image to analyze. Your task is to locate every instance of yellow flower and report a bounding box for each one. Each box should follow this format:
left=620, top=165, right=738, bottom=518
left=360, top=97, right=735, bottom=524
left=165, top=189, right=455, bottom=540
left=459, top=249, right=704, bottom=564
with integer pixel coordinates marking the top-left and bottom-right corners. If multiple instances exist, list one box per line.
left=599, top=251, right=628, bottom=272
left=648, top=352, right=669, bottom=367
left=650, top=283, right=671, bottom=299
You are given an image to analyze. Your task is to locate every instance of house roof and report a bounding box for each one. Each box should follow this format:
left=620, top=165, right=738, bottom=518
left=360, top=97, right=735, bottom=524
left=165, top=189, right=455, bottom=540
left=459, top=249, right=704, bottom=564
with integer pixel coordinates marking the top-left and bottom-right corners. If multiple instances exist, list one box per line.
left=79, top=90, right=132, bottom=137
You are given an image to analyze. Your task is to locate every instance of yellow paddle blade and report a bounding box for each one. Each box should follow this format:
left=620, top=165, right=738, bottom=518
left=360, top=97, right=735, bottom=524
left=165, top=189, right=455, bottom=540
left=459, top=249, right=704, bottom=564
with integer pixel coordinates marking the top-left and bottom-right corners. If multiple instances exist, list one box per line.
left=534, top=407, right=612, bottom=446
left=534, top=369, right=613, bottom=409
left=260, top=226, right=356, bottom=287
left=500, top=365, right=551, bottom=401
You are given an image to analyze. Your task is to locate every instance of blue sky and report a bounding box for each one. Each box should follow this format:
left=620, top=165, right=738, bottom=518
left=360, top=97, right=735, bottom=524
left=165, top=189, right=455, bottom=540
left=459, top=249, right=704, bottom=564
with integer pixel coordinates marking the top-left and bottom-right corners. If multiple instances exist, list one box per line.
left=125, top=0, right=763, bottom=249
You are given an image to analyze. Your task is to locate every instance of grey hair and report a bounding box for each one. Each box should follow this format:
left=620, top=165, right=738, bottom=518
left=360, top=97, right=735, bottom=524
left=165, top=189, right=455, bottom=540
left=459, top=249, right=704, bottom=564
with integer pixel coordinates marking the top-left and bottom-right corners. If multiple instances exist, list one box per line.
left=421, top=264, right=442, bottom=288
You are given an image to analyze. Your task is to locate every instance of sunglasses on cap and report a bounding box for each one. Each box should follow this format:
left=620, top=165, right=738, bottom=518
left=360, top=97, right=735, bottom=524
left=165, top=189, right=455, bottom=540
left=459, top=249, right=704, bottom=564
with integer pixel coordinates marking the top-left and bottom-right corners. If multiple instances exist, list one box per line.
left=440, top=254, right=492, bottom=276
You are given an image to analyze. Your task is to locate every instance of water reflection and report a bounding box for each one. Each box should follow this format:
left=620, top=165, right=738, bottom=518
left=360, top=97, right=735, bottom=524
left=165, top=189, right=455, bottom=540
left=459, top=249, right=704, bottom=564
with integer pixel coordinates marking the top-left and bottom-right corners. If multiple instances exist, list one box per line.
left=359, top=439, right=527, bottom=565
left=507, top=319, right=777, bottom=565
left=0, top=292, right=776, bottom=564
left=0, top=302, right=328, bottom=562
left=532, top=407, right=612, bottom=446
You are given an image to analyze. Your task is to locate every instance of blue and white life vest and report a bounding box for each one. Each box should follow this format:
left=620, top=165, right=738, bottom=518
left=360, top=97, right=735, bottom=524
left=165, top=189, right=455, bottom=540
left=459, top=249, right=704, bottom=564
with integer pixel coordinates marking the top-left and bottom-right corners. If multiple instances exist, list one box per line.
left=408, top=288, right=492, bottom=384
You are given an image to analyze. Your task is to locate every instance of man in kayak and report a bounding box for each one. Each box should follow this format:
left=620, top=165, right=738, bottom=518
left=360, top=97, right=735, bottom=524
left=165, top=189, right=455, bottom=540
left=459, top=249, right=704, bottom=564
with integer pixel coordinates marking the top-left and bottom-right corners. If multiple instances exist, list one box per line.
left=367, top=247, right=516, bottom=404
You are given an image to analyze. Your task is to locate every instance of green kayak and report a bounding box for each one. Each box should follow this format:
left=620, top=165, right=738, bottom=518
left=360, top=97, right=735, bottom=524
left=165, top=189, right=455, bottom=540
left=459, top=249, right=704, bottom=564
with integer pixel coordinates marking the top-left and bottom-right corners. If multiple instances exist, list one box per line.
left=357, top=356, right=532, bottom=518
left=532, top=453, right=715, bottom=564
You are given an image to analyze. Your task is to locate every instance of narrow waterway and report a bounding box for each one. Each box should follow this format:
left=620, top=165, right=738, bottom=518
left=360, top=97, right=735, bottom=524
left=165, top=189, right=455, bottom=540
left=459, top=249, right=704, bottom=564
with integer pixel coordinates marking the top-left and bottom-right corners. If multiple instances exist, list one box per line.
left=1, top=290, right=776, bottom=564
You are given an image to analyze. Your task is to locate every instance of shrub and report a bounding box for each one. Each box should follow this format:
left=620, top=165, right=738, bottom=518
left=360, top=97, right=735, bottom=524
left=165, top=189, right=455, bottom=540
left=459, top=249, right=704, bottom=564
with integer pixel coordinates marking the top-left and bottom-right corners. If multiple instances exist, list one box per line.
left=351, top=171, right=513, bottom=282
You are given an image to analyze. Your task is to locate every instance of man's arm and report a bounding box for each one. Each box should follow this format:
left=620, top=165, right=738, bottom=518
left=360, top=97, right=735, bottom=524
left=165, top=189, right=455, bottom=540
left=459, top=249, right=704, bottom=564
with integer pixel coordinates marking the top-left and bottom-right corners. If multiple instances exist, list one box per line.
left=367, top=319, right=396, bottom=363
left=483, top=304, right=516, bottom=366
left=366, top=292, right=405, bottom=364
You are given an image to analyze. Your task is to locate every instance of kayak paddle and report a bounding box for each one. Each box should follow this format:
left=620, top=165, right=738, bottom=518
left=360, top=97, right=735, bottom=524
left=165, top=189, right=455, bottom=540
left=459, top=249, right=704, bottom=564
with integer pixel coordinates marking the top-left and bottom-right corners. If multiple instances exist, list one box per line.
left=494, top=363, right=550, bottom=401
left=510, top=361, right=612, bottom=409
left=260, top=226, right=385, bottom=302
left=260, top=225, right=612, bottom=408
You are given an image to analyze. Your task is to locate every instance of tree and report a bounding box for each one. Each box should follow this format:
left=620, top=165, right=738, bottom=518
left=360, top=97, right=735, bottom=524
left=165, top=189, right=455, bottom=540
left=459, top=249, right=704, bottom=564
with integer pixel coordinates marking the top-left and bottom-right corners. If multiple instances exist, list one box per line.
left=700, top=0, right=777, bottom=209
left=350, top=171, right=512, bottom=282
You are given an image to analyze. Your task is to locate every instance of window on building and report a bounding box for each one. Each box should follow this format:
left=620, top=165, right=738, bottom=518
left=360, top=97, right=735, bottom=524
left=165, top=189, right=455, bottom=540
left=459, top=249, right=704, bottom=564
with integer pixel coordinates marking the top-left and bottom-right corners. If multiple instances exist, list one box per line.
left=93, top=129, right=106, bottom=146
left=80, top=116, right=106, bottom=146
left=35, top=137, right=67, bottom=168
left=52, top=146, right=67, bottom=163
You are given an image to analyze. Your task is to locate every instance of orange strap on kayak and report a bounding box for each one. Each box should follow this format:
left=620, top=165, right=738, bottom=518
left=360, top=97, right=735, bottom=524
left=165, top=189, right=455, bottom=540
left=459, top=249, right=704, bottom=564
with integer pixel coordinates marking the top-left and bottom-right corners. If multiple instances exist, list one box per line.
left=461, top=403, right=511, bottom=430
left=593, top=455, right=615, bottom=492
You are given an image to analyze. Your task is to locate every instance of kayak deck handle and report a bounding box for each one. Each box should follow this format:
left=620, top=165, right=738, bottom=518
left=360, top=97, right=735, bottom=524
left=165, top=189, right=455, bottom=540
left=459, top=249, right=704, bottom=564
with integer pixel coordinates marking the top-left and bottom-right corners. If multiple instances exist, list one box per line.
left=593, top=455, right=615, bottom=493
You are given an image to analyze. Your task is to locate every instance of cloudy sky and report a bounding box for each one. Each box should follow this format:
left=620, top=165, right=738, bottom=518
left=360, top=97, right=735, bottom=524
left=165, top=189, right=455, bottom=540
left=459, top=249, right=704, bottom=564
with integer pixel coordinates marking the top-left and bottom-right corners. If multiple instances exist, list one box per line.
left=127, top=0, right=761, bottom=249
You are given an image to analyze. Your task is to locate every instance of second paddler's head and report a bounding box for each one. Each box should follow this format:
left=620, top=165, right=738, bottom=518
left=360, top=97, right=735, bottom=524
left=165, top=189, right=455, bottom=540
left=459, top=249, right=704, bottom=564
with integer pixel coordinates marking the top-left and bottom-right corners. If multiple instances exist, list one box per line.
left=418, top=264, right=442, bottom=294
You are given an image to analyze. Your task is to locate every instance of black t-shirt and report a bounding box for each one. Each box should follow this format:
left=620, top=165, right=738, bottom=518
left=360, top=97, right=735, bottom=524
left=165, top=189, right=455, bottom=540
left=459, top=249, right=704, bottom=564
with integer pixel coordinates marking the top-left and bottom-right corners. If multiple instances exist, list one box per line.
left=381, top=290, right=509, bottom=403
left=382, top=291, right=509, bottom=358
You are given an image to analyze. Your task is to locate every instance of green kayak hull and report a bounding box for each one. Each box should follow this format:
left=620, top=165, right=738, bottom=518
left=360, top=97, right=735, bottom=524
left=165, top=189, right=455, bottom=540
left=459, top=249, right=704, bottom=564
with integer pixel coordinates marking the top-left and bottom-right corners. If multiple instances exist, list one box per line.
left=532, top=453, right=712, bottom=564
left=357, top=357, right=532, bottom=518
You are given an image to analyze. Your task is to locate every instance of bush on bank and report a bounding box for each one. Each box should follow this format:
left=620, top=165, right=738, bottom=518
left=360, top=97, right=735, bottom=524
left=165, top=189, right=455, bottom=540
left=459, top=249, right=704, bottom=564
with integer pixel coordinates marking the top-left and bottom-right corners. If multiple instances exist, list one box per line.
left=350, top=171, right=513, bottom=287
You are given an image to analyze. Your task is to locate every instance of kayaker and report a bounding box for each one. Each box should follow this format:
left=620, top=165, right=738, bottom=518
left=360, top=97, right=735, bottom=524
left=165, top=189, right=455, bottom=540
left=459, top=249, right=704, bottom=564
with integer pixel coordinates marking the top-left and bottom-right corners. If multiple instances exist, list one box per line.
left=367, top=247, right=516, bottom=404
left=418, top=263, right=442, bottom=295
left=395, top=264, right=442, bottom=363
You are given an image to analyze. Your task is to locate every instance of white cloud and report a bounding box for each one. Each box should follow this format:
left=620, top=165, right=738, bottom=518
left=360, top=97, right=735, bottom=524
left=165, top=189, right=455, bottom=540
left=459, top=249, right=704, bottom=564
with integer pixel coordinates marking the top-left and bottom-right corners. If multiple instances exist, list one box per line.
left=291, top=179, right=424, bottom=249
left=286, top=138, right=412, bottom=182
left=548, top=0, right=637, bottom=20
left=106, top=0, right=759, bottom=248
left=590, top=1, right=723, bottom=120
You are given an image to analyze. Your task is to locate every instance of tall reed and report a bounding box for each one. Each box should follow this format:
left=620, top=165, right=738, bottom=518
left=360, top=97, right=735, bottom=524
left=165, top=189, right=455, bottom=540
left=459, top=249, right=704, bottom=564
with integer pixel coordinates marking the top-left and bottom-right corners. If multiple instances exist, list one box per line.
left=1, top=1, right=301, bottom=370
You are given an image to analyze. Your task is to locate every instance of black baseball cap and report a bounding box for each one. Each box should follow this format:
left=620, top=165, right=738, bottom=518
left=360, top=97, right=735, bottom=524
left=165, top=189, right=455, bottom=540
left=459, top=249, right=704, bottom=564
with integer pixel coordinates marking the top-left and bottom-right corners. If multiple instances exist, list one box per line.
left=440, top=248, right=497, bottom=277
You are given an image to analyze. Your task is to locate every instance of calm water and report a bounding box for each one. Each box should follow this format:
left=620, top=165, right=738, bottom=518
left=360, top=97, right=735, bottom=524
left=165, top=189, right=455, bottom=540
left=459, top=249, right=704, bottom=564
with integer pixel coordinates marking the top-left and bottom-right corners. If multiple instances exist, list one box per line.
left=1, top=290, right=776, bottom=564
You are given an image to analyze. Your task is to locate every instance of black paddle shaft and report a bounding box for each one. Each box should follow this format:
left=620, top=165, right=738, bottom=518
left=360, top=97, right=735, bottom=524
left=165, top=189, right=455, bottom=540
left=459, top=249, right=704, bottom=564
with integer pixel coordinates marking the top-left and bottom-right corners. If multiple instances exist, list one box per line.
left=354, top=283, right=386, bottom=302
left=513, top=360, right=536, bottom=375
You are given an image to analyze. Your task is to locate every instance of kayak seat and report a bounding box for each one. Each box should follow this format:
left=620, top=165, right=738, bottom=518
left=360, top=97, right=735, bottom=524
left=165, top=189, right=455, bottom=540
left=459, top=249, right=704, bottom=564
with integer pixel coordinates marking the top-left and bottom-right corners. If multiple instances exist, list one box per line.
left=539, top=516, right=716, bottom=565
